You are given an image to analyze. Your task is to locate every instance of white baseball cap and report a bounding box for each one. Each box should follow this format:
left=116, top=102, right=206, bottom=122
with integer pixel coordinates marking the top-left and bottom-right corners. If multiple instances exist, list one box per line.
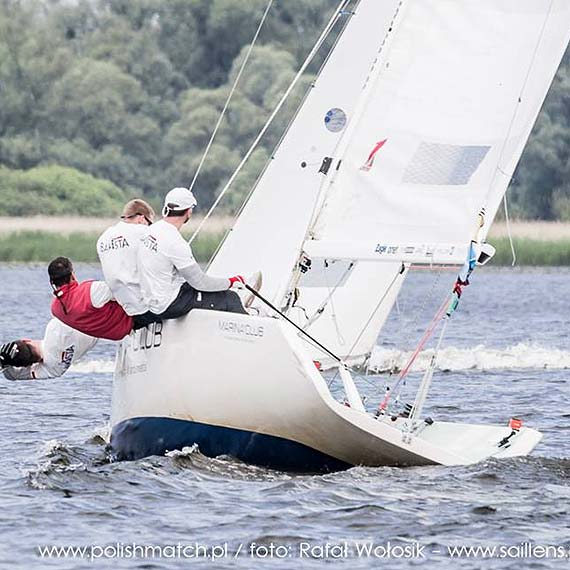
left=162, top=187, right=197, bottom=216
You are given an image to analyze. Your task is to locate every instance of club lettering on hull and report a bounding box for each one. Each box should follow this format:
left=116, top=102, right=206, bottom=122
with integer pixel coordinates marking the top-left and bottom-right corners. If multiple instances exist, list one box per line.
left=219, top=320, right=264, bottom=338
left=132, top=321, right=163, bottom=352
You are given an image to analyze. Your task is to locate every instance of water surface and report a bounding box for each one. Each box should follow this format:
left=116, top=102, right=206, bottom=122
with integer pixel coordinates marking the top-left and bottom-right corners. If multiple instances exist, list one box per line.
left=0, top=265, right=568, bottom=569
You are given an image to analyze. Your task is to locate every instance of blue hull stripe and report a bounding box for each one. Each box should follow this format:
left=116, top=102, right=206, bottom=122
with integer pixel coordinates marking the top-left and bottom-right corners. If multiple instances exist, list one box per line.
left=111, top=416, right=351, bottom=473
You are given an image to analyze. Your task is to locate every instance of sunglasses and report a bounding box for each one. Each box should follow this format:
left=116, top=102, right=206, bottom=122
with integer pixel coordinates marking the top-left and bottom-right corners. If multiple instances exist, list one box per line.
left=122, top=214, right=153, bottom=225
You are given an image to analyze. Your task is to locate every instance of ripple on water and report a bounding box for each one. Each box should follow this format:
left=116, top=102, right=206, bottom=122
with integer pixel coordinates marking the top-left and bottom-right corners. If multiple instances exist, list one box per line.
left=1, top=266, right=569, bottom=569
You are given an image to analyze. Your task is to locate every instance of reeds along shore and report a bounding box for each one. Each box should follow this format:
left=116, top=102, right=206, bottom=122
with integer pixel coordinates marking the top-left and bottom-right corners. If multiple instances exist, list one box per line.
left=0, top=231, right=224, bottom=264
left=0, top=231, right=568, bottom=266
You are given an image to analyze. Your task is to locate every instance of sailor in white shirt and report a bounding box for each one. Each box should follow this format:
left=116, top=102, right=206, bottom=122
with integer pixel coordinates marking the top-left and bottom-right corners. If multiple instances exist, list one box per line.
left=138, top=187, right=260, bottom=320
left=97, top=199, right=155, bottom=316
left=0, top=319, right=97, bottom=380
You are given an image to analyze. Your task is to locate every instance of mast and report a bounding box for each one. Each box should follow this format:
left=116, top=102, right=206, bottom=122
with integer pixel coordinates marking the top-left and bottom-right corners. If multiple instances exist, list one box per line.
left=279, top=0, right=409, bottom=310
left=207, top=0, right=406, bottom=302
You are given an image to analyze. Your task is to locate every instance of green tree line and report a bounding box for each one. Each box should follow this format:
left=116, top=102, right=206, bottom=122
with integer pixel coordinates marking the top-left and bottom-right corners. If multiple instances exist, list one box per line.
left=0, top=0, right=568, bottom=219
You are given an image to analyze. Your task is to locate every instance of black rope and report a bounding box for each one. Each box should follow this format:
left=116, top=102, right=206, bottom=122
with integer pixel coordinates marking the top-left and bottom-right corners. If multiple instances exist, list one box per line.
left=245, top=285, right=343, bottom=364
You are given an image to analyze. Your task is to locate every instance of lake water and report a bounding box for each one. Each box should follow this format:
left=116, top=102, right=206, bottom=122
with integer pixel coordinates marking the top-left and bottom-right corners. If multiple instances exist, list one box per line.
left=0, top=264, right=568, bottom=569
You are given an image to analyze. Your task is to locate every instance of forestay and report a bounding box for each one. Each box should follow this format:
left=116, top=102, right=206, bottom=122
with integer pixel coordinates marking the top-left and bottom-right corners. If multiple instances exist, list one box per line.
left=308, top=0, right=570, bottom=265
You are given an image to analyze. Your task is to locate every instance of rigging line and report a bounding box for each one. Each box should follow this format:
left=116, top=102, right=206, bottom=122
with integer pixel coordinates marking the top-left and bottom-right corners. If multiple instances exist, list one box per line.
left=244, top=284, right=343, bottom=364
left=187, top=0, right=275, bottom=195
left=485, top=0, right=555, bottom=205
left=205, top=1, right=358, bottom=270
left=344, top=263, right=406, bottom=362
left=302, top=262, right=354, bottom=329
left=188, top=0, right=352, bottom=246
left=322, top=260, right=345, bottom=346
left=402, top=268, right=442, bottom=351
left=389, top=267, right=443, bottom=395
left=398, top=294, right=449, bottom=379
left=327, top=262, right=406, bottom=393
left=407, top=316, right=449, bottom=428
left=377, top=291, right=451, bottom=414
left=503, top=192, right=517, bottom=267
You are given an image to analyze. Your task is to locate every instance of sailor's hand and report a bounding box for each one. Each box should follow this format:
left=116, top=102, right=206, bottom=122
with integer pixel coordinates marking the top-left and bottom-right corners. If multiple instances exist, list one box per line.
left=0, top=342, right=18, bottom=367
left=228, top=275, right=246, bottom=289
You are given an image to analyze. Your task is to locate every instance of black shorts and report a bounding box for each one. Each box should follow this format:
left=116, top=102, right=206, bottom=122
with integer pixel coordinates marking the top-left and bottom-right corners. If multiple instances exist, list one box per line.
left=132, top=283, right=247, bottom=330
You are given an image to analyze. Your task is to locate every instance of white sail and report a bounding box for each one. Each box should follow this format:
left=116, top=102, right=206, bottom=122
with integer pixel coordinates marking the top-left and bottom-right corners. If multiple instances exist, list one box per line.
left=289, top=260, right=408, bottom=365
left=309, top=0, right=570, bottom=264
left=209, top=0, right=570, bottom=364
left=110, top=1, right=557, bottom=470
left=208, top=1, right=410, bottom=363
left=208, top=1, right=403, bottom=303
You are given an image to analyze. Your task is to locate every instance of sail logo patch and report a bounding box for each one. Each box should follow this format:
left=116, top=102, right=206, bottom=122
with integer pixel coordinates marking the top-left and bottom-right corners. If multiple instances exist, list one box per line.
left=374, top=243, right=458, bottom=259
left=360, top=139, right=387, bottom=171
left=324, top=108, right=347, bottom=133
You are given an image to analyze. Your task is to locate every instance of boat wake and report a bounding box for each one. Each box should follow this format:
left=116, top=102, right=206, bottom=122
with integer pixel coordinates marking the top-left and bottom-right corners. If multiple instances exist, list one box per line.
left=369, top=343, right=570, bottom=373
left=166, top=446, right=293, bottom=481
left=26, top=435, right=111, bottom=492
left=70, top=359, right=115, bottom=375
left=67, top=344, right=570, bottom=376
left=26, top=437, right=291, bottom=491
left=25, top=433, right=569, bottom=487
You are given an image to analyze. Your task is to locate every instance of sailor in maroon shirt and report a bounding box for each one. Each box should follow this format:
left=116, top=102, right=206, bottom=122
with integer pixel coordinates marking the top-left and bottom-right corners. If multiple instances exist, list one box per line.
left=48, top=257, right=158, bottom=341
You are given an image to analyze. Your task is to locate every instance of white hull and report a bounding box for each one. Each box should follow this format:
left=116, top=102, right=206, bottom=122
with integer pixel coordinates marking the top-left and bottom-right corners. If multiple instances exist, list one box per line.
left=110, top=312, right=541, bottom=472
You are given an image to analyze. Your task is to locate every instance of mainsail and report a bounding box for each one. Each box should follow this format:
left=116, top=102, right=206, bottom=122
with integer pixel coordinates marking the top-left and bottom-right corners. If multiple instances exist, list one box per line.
left=208, top=1, right=404, bottom=301
left=208, top=1, right=407, bottom=362
left=209, top=0, right=570, bottom=362
left=307, top=1, right=570, bottom=264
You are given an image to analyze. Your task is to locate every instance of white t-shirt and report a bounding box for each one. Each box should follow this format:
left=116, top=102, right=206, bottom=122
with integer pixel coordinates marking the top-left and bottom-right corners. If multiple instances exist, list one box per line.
left=3, top=319, right=98, bottom=380
left=137, top=220, right=197, bottom=314
left=97, top=221, right=149, bottom=316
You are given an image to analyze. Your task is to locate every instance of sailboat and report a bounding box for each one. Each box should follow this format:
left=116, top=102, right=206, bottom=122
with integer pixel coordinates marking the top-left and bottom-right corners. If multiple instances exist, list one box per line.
left=110, top=1, right=570, bottom=472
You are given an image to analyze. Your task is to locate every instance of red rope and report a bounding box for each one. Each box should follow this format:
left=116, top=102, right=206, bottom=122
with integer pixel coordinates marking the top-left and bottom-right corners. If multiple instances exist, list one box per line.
left=377, top=292, right=452, bottom=414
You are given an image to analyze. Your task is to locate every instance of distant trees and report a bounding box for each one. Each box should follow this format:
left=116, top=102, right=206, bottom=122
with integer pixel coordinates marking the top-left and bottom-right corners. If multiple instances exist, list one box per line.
left=0, top=165, right=128, bottom=216
left=509, top=48, right=570, bottom=220
left=0, top=0, right=330, bottom=214
left=0, top=0, right=568, bottom=218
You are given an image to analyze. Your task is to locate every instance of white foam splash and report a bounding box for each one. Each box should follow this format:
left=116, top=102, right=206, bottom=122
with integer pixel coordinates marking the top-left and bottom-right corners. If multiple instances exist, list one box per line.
left=166, top=444, right=199, bottom=458
left=67, top=343, right=570, bottom=376
left=369, top=343, right=570, bottom=373
left=41, top=439, right=67, bottom=455
left=69, top=359, right=115, bottom=374
left=90, top=423, right=111, bottom=444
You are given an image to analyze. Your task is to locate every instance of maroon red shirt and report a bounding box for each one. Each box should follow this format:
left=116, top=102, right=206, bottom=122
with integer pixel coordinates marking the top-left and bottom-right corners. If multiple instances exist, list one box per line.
left=51, top=280, right=133, bottom=341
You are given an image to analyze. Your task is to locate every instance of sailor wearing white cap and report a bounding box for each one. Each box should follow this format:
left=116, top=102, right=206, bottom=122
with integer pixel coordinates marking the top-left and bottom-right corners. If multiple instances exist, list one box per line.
left=137, top=187, right=260, bottom=320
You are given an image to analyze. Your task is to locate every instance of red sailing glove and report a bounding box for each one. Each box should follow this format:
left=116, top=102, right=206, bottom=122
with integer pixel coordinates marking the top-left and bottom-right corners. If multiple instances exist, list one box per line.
left=453, top=280, right=463, bottom=297
left=228, top=275, right=246, bottom=288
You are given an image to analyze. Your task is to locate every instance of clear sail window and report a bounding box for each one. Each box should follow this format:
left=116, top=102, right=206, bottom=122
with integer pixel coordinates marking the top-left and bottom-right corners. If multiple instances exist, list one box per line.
left=402, top=142, right=491, bottom=186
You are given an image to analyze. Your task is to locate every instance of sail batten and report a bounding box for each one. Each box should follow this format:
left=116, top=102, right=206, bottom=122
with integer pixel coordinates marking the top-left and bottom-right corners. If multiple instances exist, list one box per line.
left=304, top=241, right=468, bottom=266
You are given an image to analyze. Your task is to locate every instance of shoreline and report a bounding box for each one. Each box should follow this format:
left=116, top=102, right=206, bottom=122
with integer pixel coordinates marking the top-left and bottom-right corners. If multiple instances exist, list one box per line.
left=2, top=217, right=570, bottom=238
left=0, top=215, right=234, bottom=236
left=0, top=219, right=569, bottom=265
